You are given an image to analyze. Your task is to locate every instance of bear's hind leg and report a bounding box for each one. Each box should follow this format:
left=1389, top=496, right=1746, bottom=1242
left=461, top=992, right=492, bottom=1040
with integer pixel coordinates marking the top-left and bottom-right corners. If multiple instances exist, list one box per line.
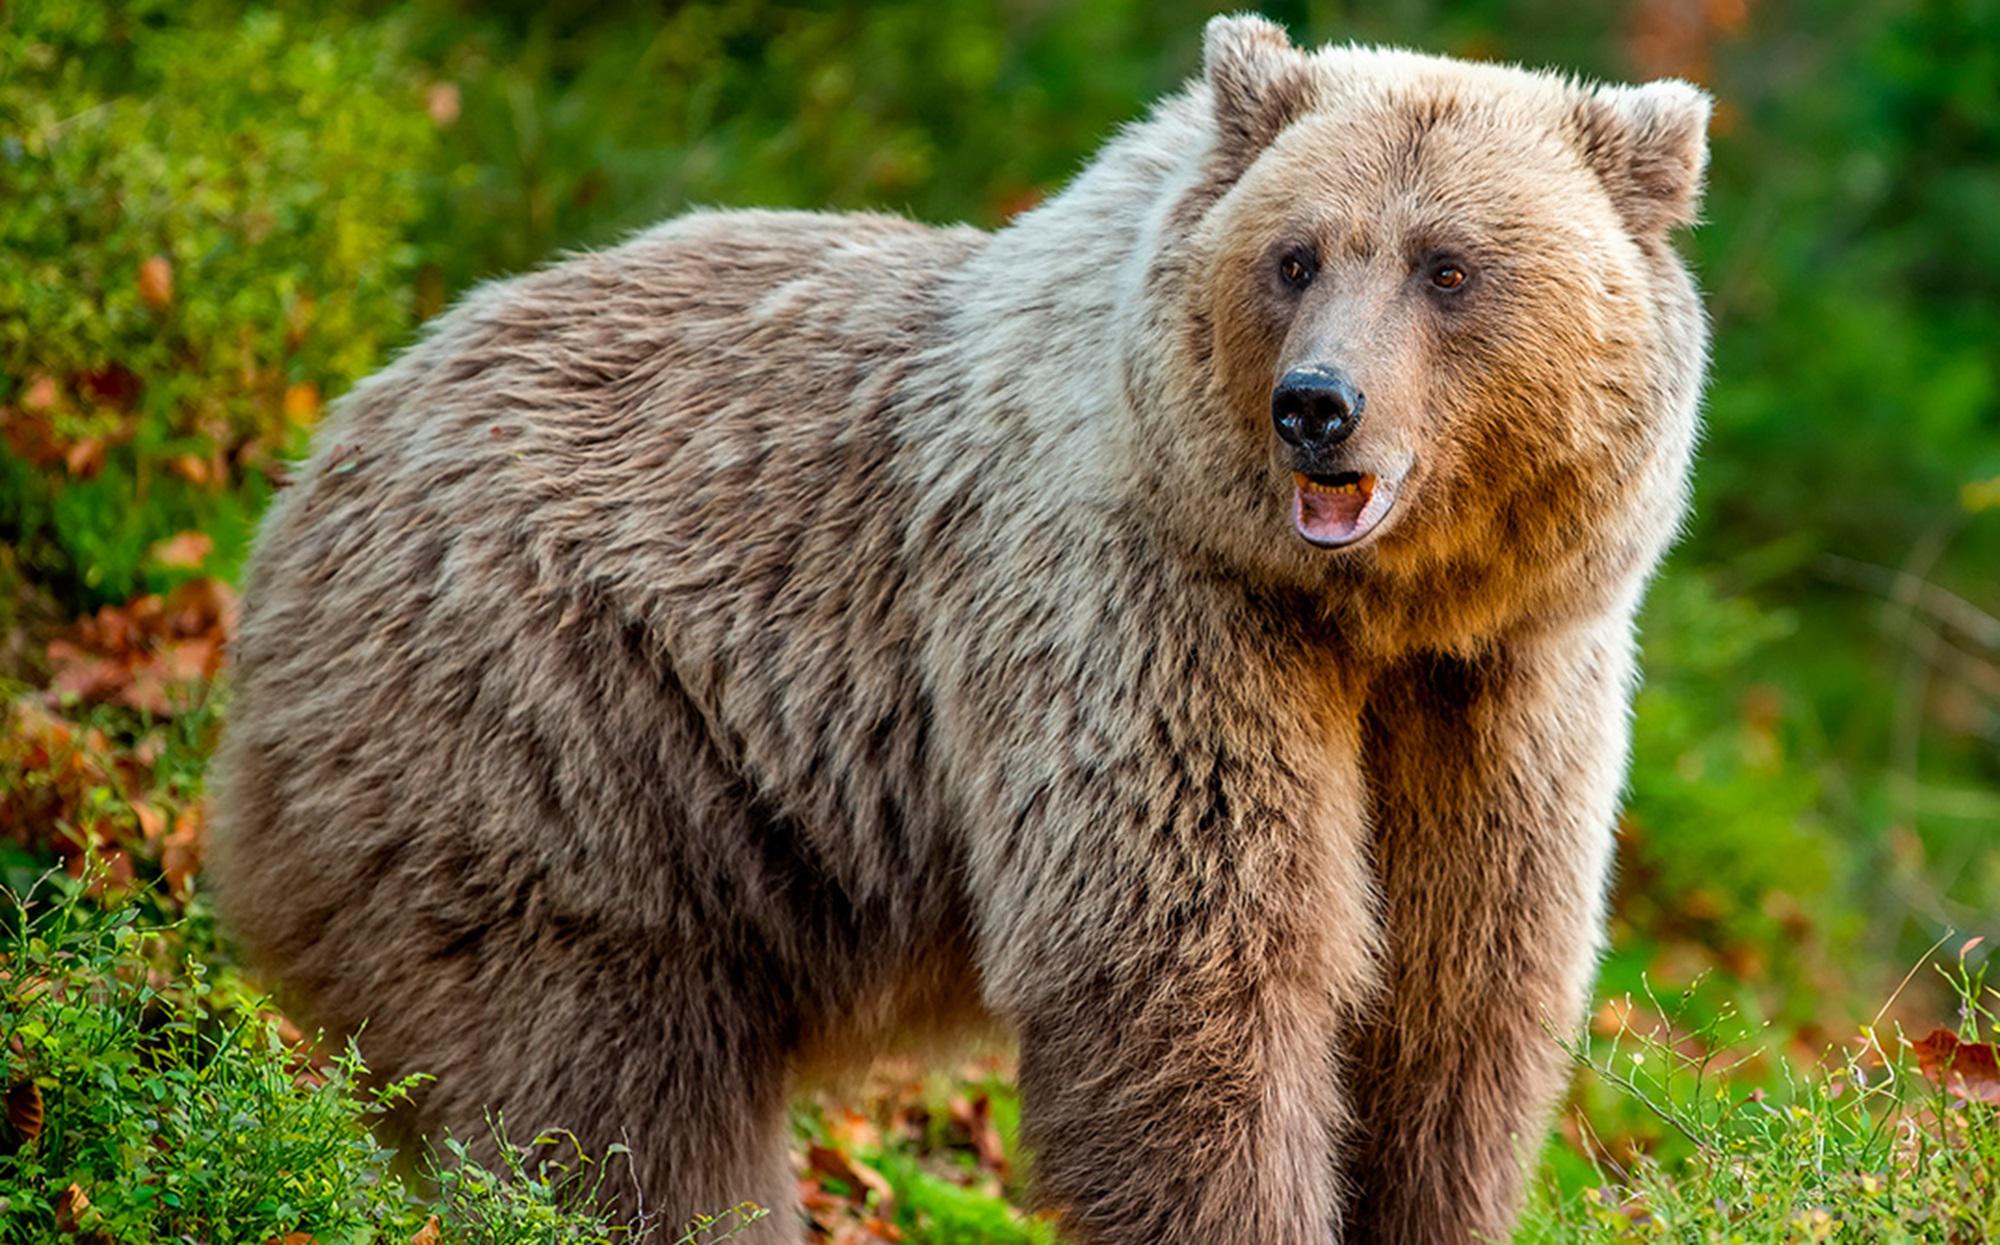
left=363, top=920, right=802, bottom=1240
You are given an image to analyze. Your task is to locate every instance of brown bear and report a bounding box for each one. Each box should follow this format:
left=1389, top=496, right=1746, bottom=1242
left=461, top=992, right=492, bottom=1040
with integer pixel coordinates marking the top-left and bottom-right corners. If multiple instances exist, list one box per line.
left=209, top=14, right=1709, bottom=1244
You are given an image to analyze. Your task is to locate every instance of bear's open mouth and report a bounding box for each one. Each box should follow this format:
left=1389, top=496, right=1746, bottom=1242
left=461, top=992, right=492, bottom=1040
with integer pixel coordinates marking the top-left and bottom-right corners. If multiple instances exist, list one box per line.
left=1292, top=470, right=1397, bottom=548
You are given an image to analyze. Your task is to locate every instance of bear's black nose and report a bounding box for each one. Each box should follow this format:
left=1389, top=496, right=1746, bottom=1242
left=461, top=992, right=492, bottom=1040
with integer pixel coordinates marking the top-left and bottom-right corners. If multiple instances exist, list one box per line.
left=1271, top=367, right=1365, bottom=452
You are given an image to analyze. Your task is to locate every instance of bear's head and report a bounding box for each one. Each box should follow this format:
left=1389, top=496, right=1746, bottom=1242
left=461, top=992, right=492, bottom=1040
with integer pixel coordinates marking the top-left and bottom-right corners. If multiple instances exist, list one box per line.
left=1131, top=15, right=1711, bottom=654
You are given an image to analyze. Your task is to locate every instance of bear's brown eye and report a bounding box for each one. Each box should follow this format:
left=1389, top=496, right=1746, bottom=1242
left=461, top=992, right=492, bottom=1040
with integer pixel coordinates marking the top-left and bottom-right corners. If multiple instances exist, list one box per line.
left=1428, top=261, right=1469, bottom=292
left=1277, top=249, right=1316, bottom=291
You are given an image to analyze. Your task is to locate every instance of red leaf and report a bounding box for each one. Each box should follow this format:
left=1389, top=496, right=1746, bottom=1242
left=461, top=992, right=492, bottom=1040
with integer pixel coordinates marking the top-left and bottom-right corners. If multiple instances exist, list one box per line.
left=1911, top=1028, right=2000, bottom=1105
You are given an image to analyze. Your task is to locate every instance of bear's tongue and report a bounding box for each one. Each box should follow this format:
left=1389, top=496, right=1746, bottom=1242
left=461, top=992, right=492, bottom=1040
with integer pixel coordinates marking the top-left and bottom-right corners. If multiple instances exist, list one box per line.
left=1293, top=472, right=1377, bottom=546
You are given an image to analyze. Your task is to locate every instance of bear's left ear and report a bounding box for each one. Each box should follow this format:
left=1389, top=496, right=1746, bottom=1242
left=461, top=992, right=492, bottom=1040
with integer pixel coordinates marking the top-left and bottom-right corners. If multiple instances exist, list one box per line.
left=1203, top=14, right=1317, bottom=178
left=1571, top=80, right=1712, bottom=235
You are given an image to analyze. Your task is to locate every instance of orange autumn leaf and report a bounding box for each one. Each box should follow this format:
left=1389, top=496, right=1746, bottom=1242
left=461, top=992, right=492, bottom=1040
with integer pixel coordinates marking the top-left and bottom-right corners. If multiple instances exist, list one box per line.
left=150, top=530, right=213, bottom=571
left=283, top=381, right=321, bottom=426
left=138, top=255, right=174, bottom=311
left=169, top=452, right=213, bottom=486
left=161, top=807, right=206, bottom=897
left=799, top=1176, right=849, bottom=1220
left=824, top=1107, right=882, bottom=1152
left=426, top=82, right=461, bottom=127
left=46, top=644, right=129, bottom=704
left=1911, top=1028, right=2000, bottom=1105
left=21, top=375, right=59, bottom=412
left=63, top=436, right=106, bottom=478
left=132, top=800, right=167, bottom=841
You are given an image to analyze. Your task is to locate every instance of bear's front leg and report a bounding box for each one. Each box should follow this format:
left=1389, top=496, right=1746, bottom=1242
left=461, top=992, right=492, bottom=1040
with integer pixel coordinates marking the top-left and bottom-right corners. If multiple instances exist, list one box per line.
left=966, top=692, right=1379, bottom=1245
left=1349, top=619, right=1638, bottom=1243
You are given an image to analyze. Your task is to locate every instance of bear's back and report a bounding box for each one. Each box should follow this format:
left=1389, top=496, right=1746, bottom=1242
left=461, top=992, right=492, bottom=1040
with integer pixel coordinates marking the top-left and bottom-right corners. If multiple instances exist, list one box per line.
left=208, top=209, right=991, bottom=1044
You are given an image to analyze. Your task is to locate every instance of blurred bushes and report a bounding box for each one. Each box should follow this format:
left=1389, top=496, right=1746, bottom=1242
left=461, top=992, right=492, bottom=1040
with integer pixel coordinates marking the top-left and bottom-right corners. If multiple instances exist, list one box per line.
left=0, top=0, right=434, bottom=609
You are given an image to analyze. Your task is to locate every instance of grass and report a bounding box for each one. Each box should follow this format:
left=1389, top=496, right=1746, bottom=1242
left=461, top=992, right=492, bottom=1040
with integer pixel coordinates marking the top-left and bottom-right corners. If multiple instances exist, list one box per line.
left=0, top=869, right=762, bottom=1244
left=4, top=868, right=1992, bottom=1242
left=1524, top=946, right=2000, bottom=1243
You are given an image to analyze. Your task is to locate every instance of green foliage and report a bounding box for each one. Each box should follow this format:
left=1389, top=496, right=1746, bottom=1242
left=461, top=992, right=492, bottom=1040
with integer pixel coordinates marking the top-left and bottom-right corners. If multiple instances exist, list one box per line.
left=394, top=0, right=1205, bottom=289
left=422, top=1124, right=765, bottom=1245
left=868, top=1149, right=1057, bottom=1244
left=0, top=875, right=668, bottom=1243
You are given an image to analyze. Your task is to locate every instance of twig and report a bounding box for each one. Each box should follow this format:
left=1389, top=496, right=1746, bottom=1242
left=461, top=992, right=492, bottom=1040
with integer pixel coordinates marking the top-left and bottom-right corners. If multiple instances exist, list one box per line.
left=1871, top=930, right=1953, bottom=1033
left=1815, top=553, right=2000, bottom=653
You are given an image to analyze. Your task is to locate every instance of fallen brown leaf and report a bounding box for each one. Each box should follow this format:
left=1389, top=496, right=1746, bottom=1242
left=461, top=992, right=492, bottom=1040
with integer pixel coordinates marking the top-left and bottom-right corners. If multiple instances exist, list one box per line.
left=3, top=1080, right=42, bottom=1154
left=1911, top=1028, right=2000, bottom=1105
left=149, top=530, right=213, bottom=571
left=46, top=645, right=128, bottom=704
left=53, top=1181, right=90, bottom=1231
left=948, top=1093, right=1009, bottom=1177
left=807, top=1142, right=895, bottom=1210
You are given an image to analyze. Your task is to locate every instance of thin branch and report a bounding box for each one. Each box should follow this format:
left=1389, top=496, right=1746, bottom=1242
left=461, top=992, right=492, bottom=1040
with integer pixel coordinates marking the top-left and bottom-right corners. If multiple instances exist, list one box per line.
left=1815, top=553, right=2000, bottom=653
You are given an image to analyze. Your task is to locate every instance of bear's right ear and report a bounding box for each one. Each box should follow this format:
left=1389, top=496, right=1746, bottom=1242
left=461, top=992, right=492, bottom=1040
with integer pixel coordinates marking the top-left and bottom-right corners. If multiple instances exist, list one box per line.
left=1203, top=14, right=1316, bottom=178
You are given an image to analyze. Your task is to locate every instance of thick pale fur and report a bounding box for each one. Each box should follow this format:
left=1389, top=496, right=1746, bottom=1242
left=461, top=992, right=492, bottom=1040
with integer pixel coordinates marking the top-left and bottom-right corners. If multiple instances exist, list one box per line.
left=211, top=16, right=1708, bottom=1244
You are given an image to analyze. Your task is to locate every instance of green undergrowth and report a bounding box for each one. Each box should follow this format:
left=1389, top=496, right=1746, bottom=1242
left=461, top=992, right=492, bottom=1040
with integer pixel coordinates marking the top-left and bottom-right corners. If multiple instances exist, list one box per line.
left=10, top=866, right=1988, bottom=1243
left=0, top=872, right=762, bottom=1244
left=1524, top=948, right=2000, bottom=1243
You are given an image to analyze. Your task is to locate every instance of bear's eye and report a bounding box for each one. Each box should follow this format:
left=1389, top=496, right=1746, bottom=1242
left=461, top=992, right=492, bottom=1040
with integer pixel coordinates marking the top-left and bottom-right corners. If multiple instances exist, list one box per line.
left=1427, top=259, right=1470, bottom=292
left=1277, top=248, right=1317, bottom=291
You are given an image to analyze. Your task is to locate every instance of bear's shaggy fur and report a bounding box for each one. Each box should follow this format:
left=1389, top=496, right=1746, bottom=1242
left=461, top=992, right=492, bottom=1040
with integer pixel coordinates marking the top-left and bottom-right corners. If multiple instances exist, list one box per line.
left=210, top=16, right=1709, bottom=1243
